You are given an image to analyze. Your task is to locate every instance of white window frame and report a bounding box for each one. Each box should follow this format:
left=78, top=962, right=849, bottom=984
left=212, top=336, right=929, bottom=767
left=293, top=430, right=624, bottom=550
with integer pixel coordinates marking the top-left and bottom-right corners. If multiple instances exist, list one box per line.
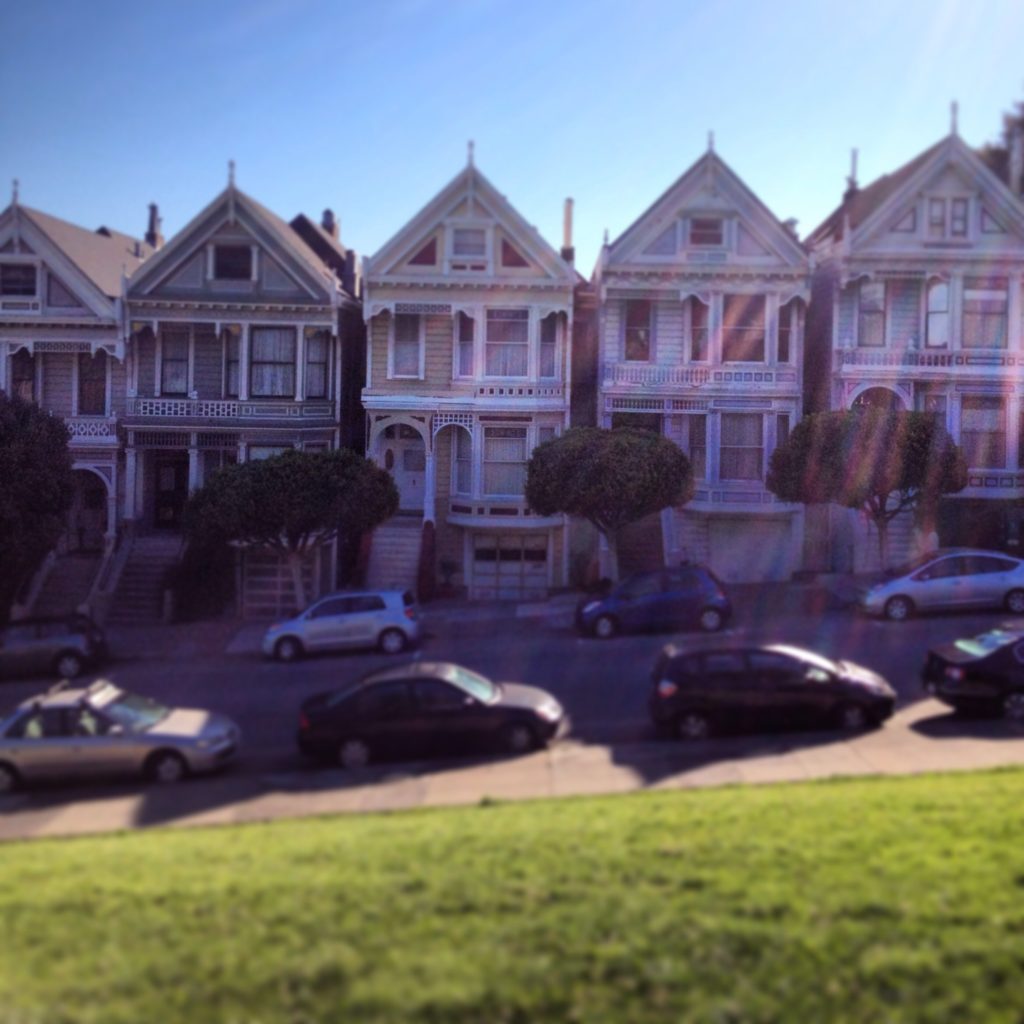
left=688, top=216, right=726, bottom=248
left=483, top=307, right=530, bottom=379
left=156, top=326, right=193, bottom=397
left=446, top=222, right=492, bottom=273
left=719, top=412, right=764, bottom=482
left=452, top=428, right=473, bottom=495
left=388, top=312, right=425, bottom=380
left=482, top=424, right=529, bottom=497
left=924, top=195, right=972, bottom=241
left=453, top=311, right=476, bottom=379
left=208, top=243, right=257, bottom=282
left=539, top=313, right=559, bottom=380
left=0, top=258, right=40, bottom=300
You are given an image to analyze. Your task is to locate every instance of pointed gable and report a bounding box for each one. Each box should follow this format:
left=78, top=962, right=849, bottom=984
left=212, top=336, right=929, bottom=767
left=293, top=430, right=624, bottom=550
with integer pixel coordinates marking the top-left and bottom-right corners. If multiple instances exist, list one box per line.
left=606, top=150, right=807, bottom=272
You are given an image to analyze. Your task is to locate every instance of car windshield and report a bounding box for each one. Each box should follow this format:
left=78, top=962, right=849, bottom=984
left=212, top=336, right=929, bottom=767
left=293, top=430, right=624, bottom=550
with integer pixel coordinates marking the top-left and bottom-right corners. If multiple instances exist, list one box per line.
left=954, top=630, right=1018, bottom=658
left=884, top=553, right=944, bottom=579
left=443, top=665, right=499, bottom=703
left=767, top=645, right=839, bottom=674
left=94, top=690, right=171, bottom=733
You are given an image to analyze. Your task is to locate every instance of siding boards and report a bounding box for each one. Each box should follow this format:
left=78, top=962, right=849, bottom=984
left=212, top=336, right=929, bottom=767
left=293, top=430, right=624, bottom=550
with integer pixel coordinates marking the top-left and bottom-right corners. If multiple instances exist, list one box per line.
left=192, top=330, right=223, bottom=398
left=137, top=332, right=156, bottom=396
left=654, top=300, right=684, bottom=364
left=110, top=357, right=128, bottom=415
left=888, top=280, right=921, bottom=345
left=42, top=354, right=74, bottom=415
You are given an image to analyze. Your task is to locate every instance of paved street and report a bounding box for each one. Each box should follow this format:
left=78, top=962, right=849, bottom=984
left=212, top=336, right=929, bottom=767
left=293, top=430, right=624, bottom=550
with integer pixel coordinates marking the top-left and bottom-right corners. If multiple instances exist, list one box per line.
left=3, top=588, right=1024, bottom=841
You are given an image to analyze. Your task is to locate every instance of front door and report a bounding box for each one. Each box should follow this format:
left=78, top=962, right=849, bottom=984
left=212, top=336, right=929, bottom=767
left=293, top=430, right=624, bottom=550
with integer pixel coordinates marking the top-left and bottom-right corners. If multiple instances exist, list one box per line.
left=382, top=425, right=425, bottom=512
left=154, top=454, right=189, bottom=529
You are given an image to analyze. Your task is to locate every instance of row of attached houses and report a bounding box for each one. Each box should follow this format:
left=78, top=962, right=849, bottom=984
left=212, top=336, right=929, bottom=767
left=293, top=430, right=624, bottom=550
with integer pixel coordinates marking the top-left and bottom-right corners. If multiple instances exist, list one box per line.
left=3, top=120, right=1024, bottom=619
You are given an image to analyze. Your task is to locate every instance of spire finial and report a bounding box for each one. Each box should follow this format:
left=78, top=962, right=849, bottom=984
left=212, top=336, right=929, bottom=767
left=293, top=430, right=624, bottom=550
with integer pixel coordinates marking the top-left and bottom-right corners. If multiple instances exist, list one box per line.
left=12, top=179, right=19, bottom=206
left=951, top=100, right=959, bottom=136
left=467, top=140, right=475, bottom=168
left=708, top=131, right=714, bottom=153
left=228, top=159, right=236, bottom=187
left=603, top=228, right=609, bottom=246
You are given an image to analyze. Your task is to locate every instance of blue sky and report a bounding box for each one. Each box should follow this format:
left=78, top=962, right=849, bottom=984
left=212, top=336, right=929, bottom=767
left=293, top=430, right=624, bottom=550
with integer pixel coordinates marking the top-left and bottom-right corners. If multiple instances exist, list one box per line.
left=2, top=0, right=1022, bottom=273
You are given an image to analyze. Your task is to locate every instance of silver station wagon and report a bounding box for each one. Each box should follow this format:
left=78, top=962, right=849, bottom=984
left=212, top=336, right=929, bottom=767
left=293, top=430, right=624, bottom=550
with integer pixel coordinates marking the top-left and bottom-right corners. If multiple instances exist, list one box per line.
left=861, top=548, right=1024, bottom=621
left=263, top=589, right=420, bottom=660
left=0, top=680, right=240, bottom=792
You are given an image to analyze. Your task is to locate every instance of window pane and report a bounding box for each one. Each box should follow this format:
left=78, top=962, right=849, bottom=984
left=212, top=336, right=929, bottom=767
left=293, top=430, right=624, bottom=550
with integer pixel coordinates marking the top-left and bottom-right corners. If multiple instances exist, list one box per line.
left=483, top=427, right=527, bottom=495
left=78, top=351, right=107, bottom=415
left=214, top=245, right=252, bottom=280
left=305, top=330, right=329, bottom=398
left=720, top=413, right=763, bottom=481
left=688, top=414, right=707, bottom=478
left=777, top=301, right=795, bottom=363
left=624, top=300, right=651, bottom=361
left=540, top=315, right=557, bottom=377
left=11, top=349, right=34, bottom=402
left=690, top=218, right=723, bottom=246
left=858, top=280, right=885, bottom=347
left=722, top=295, right=765, bottom=362
left=457, top=312, right=474, bottom=376
left=392, top=314, right=420, bottom=376
left=0, top=264, right=36, bottom=296
left=250, top=328, right=296, bottom=397
left=690, top=299, right=709, bottom=361
left=453, top=229, right=486, bottom=256
left=963, top=279, right=1007, bottom=349
left=486, top=310, right=528, bottom=376
left=961, top=396, right=1005, bottom=468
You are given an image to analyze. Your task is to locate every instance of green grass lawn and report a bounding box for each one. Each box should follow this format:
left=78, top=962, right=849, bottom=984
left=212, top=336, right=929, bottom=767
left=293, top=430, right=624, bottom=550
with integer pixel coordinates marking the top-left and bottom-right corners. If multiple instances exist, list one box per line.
left=4, top=772, right=1024, bottom=1023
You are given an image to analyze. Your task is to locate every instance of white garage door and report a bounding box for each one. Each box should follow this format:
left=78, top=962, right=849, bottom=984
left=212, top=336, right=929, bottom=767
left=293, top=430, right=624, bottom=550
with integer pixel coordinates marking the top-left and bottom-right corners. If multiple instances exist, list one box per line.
left=471, top=533, right=549, bottom=600
left=708, top=520, right=792, bottom=583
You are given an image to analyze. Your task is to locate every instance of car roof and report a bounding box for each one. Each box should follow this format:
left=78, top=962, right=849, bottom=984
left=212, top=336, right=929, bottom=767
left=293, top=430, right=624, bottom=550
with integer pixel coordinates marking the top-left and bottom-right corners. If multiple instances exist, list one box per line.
left=925, top=548, right=1020, bottom=560
left=359, top=661, right=461, bottom=686
left=658, top=640, right=820, bottom=660
left=12, top=679, right=122, bottom=712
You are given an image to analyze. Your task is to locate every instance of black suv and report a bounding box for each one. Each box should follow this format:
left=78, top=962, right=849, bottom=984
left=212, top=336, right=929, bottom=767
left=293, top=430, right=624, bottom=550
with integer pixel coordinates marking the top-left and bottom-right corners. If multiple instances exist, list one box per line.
left=576, top=566, right=731, bottom=639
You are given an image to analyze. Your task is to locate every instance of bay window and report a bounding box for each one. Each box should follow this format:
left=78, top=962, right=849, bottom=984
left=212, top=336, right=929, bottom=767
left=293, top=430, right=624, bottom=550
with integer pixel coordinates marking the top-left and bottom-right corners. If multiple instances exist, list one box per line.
left=453, top=429, right=472, bottom=494
left=214, top=245, right=252, bottom=281
left=391, top=313, right=422, bottom=378
left=857, top=280, right=885, bottom=347
left=223, top=326, right=240, bottom=398
left=77, top=351, right=107, bottom=415
left=926, top=282, right=949, bottom=348
left=0, top=263, right=36, bottom=296
left=961, top=396, right=1005, bottom=468
left=11, top=348, right=34, bottom=402
left=456, top=312, right=474, bottom=377
left=250, top=327, right=296, bottom=397
left=483, top=426, right=527, bottom=495
left=160, top=329, right=189, bottom=395
left=304, top=329, right=329, bottom=399
left=722, top=294, right=765, bottom=362
left=690, top=299, right=709, bottom=361
left=624, top=300, right=652, bottom=361
left=720, top=413, right=763, bottom=481
left=485, top=309, right=528, bottom=377
left=962, top=278, right=1007, bottom=348
left=540, top=314, right=557, bottom=378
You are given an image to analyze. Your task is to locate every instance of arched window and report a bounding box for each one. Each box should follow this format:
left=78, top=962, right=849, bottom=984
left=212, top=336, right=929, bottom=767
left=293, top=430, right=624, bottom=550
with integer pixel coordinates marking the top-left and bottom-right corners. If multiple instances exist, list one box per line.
left=926, top=281, right=949, bottom=348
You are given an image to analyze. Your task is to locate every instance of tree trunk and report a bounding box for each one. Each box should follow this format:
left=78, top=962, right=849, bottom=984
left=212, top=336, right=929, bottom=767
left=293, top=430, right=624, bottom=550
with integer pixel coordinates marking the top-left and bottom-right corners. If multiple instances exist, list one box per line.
left=286, top=550, right=308, bottom=611
left=600, top=530, right=620, bottom=582
left=875, top=517, right=889, bottom=570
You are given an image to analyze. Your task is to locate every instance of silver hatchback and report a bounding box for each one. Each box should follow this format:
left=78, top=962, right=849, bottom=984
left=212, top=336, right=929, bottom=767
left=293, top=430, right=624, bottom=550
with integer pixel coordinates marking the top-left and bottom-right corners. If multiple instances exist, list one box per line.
left=861, top=548, right=1024, bottom=621
left=262, top=589, right=420, bottom=661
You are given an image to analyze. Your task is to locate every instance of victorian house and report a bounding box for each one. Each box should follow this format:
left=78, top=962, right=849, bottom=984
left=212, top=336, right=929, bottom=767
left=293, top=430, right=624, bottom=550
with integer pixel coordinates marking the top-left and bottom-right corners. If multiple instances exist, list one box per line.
left=361, top=153, right=577, bottom=599
left=123, top=171, right=360, bottom=615
left=595, top=143, right=810, bottom=582
left=806, top=121, right=1024, bottom=568
left=0, top=188, right=151, bottom=613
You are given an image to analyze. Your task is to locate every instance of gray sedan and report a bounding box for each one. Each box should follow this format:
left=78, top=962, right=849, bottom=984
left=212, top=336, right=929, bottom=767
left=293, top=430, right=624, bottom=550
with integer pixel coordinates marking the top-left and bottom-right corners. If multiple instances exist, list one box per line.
left=0, top=680, right=240, bottom=792
left=861, top=548, right=1024, bottom=621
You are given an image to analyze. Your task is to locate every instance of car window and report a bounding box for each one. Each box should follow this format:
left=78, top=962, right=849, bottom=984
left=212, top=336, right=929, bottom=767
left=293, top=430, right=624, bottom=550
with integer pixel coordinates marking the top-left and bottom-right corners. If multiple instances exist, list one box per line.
left=311, top=597, right=353, bottom=618
left=2, top=624, right=39, bottom=644
left=617, top=574, right=663, bottom=599
left=415, top=680, right=467, bottom=711
left=351, top=595, right=386, bottom=613
left=8, top=708, right=67, bottom=740
left=701, top=652, right=745, bottom=675
left=962, top=555, right=1017, bottom=576
left=916, top=557, right=966, bottom=580
left=357, top=682, right=414, bottom=719
left=68, top=706, right=113, bottom=737
left=748, top=651, right=799, bottom=676
left=665, top=569, right=701, bottom=591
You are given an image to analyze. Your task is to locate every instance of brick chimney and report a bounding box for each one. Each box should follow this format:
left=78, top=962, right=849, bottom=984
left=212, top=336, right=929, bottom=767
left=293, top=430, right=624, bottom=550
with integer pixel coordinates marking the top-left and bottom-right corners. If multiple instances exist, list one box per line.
left=145, top=203, right=164, bottom=250
left=560, top=197, right=575, bottom=265
left=322, top=208, right=339, bottom=240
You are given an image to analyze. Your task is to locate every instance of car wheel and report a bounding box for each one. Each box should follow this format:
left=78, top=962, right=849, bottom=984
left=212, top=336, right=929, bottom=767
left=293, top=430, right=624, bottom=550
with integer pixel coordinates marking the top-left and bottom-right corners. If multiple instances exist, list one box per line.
left=274, top=637, right=303, bottom=663
left=503, top=722, right=538, bottom=755
left=884, top=596, right=913, bottom=622
left=593, top=615, right=617, bottom=639
left=1005, top=590, right=1024, bottom=615
left=53, top=651, right=84, bottom=679
left=675, top=710, right=712, bottom=741
left=836, top=703, right=870, bottom=731
left=145, top=750, right=188, bottom=784
left=698, top=608, right=724, bottom=633
left=1002, top=692, right=1024, bottom=722
left=0, top=762, right=20, bottom=794
left=378, top=628, right=407, bottom=655
left=338, top=738, right=371, bottom=769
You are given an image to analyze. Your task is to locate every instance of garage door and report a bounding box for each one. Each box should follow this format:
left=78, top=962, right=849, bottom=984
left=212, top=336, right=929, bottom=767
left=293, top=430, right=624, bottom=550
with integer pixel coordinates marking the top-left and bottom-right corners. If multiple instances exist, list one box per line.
left=471, top=533, right=549, bottom=600
left=708, top=520, right=792, bottom=583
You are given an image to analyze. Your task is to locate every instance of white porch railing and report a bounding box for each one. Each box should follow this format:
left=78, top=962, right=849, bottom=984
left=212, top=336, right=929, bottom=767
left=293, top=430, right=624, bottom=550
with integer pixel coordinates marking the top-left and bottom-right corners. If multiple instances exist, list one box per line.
left=838, top=349, right=1019, bottom=368
left=126, top=397, right=334, bottom=419
left=603, top=364, right=713, bottom=387
left=66, top=415, right=119, bottom=443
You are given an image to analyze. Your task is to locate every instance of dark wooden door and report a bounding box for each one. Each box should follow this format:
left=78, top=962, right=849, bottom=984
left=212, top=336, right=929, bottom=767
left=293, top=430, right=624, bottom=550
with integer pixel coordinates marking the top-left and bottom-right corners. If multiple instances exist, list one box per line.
left=154, top=454, right=189, bottom=529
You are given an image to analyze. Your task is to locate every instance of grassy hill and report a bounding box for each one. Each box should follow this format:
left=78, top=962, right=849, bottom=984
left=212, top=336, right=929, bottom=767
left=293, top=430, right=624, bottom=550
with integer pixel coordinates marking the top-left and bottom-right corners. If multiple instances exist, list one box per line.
left=4, top=770, right=1024, bottom=1022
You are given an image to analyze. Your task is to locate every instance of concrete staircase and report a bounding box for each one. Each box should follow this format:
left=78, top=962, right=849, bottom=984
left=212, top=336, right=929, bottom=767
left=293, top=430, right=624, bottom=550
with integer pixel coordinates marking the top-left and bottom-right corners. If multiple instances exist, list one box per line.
left=365, top=517, right=422, bottom=593
left=107, top=534, right=184, bottom=624
left=31, top=553, right=102, bottom=618
left=616, top=511, right=666, bottom=576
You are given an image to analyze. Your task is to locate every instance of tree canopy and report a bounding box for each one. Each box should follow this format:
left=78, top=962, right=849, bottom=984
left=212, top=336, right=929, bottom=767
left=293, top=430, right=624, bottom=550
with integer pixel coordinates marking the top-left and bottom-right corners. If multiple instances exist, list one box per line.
left=526, top=426, right=694, bottom=579
left=766, top=409, right=967, bottom=565
left=0, top=392, right=74, bottom=622
left=185, top=448, right=398, bottom=608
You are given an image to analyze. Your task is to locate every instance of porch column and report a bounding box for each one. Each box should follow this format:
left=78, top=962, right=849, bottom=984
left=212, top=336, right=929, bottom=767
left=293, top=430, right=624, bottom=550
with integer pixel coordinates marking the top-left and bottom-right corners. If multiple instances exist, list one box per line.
left=188, top=444, right=200, bottom=493
left=424, top=444, right=436, bottom=525
left=124, top=448, right=137, bottom=519
left=106, top=479, right=118, bottom=540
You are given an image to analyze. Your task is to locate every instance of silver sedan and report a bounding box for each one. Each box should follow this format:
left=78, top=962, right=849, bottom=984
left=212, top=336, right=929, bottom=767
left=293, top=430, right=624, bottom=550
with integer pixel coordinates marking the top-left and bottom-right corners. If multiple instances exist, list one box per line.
left=0, top=680, right=240, bottom=792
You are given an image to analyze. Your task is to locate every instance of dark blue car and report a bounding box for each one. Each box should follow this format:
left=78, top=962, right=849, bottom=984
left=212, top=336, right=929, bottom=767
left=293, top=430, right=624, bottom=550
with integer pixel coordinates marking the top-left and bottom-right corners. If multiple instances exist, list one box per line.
left=575, top=566, right=732, bottom=639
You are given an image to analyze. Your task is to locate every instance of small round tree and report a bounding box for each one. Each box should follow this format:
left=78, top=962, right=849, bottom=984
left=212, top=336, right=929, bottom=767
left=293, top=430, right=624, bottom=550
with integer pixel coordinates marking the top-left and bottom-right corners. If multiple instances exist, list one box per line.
left=526, top=427, right=694, bottom=581
left=0, top=392, right=74, bottom=622
left=767, top=408, right=967, bottom=567
left=185, top=448, right=398, bottom=609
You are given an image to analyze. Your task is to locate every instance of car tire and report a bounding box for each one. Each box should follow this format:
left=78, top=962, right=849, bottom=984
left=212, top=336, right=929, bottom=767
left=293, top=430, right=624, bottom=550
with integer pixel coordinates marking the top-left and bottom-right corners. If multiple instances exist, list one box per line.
left=698, top=608, right=724, bottom=633
left=378, top=628, right=407, bottom=655
left=675, top=710, right=712, bottom=741
left=836, top=703, right=870, bottom=731
left=274, top=637, right=303, bottom=663
left=338, top=738, right=371, bottom=769
left=884, top=596, right=913, bottom=622
left=0, top=762, right=20, bottom=794
left=502, top=722, right=538, bottom=755
left=53, top=651, right=84, bottom=679
left=145, top=750, right=188, bottom=784
left=593, top=615, right=617, bottom=640
left=1005, top=590, right=1024, bottom=615
left=1002, top=691, right=1024, bottom=722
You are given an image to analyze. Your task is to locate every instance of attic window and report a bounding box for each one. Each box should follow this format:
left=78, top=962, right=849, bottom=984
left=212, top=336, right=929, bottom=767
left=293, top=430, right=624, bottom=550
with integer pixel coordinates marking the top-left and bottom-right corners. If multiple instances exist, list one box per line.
left=214, top=245, right=253, bottom=280
left=501, top=240, right=529, bottom=268
left=0, top=263, right=36, bottom=296
left=453, top=229, right=486, bottom=257
left=408, top=238, right=437, bottom=266
left=689, top=218, right=723, bottom=247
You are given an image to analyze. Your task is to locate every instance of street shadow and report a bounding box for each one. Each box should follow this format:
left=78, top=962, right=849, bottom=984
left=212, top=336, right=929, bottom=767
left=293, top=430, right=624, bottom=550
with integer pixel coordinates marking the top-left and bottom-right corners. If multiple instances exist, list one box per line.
left=910, top=709, right=1024, bottom=741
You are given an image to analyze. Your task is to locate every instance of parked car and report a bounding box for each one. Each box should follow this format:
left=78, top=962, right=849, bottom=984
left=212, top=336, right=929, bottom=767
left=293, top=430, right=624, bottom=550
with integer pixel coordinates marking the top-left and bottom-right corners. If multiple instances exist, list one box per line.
left=860, top=549, right=1024, bottom=621
left=0, top=679, right=240, bottom=792
left=297, top=661, right=567, bottom=768
left=648, top=642, right=896, bottom=740
left=263, top=589, right=419, bottom=661
left=922, top=624, right=1024, bottom=720
left=576, top=566, right=731, bottom=639
left=0, top=614, right=108, bottom=681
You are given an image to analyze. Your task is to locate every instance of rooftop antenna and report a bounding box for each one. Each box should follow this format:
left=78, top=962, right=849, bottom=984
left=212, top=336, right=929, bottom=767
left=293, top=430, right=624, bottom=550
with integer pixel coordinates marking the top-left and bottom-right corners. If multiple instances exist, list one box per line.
left=951, top=100, right=959, bottom=136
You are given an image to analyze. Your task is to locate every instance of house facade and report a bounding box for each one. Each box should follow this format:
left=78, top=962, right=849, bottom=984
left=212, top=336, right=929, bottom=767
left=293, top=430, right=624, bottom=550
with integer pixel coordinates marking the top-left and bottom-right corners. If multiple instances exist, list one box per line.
left=0, top=190, right=150, bottom=559
left=807, top=127, right=1024, bottom=568
left=595, top=145, right=810, bottom=582
left=362, top=155, right=577, bottom=599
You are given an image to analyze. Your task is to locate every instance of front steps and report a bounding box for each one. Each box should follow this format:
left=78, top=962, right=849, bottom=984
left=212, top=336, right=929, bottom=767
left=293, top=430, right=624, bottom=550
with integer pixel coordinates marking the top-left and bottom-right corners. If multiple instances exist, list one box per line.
left=107, top=534, right=183, bottom=624
left=30, top=552, right=103, bottom=618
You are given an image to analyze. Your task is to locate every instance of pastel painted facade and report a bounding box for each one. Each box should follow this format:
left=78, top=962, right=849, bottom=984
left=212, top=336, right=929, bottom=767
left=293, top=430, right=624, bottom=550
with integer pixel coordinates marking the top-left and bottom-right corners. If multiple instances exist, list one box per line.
left=595, top=146, right=810, bottom=582
left=807, top=128, right=1024, bottom=568
left=362, top=157, right=577, bottom=599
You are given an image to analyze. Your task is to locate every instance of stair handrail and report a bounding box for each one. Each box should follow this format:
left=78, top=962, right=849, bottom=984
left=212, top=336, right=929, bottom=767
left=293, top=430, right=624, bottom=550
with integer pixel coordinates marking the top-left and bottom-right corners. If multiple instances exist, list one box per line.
left=85, top=524, right=135, bottom=625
